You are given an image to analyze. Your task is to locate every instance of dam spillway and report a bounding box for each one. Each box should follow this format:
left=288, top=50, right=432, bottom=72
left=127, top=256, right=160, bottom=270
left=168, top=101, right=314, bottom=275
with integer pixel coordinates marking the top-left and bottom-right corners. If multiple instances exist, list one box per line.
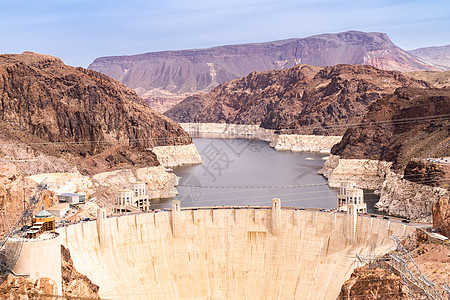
left=57, top=206, right=413, bottom=299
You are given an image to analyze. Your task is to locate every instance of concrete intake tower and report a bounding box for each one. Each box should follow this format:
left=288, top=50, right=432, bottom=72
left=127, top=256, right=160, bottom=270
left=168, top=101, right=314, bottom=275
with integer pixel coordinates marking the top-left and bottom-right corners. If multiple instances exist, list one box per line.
left=57, top=200, right=413, bottom=299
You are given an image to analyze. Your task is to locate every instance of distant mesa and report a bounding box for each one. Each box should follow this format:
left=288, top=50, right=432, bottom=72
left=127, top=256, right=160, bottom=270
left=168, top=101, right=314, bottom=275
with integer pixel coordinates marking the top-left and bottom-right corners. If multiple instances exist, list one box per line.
left=408, top=44, right=450, bottom=71
left=88, top=30, right=438, bottom=112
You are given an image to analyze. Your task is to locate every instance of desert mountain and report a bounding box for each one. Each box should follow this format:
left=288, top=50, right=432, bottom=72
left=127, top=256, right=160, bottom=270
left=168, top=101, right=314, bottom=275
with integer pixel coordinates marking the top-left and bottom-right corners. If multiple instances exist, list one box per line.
left=331, top=87, right=450, bottom=172
left=408, top=44, right=450, bottom=70
left=165, top=64, right=430, bottom=135
left=0, top=51, right=194, bottom=237
left=89, top=31, right=436, bottom=111
left=0, top=51, right=191, bottom=174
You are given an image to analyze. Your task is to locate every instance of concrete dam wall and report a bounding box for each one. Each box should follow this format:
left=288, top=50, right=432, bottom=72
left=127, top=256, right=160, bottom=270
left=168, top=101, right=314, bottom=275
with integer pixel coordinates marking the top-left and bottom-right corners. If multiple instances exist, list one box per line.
left=58, top=206, right=413, bottom=299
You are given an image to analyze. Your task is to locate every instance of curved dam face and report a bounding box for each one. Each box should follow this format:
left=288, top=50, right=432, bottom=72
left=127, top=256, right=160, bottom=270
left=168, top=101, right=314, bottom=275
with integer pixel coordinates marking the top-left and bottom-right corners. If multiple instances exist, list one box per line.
left=58, top=207, right=413, bottom=299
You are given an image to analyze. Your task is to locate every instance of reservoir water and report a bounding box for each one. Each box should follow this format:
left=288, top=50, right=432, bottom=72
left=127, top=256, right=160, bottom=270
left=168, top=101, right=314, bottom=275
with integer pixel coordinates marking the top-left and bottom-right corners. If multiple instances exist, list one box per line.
left=151, top=138, right=379, bottom=211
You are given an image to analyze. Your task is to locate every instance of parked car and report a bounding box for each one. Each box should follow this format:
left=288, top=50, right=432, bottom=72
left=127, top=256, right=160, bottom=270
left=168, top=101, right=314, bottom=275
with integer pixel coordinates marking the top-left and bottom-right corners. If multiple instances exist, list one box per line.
left=401, top=219, right=410, bottom=223
left=370, top=214, right=377, bottom=218
left=383, top=216, right=389, bottom=220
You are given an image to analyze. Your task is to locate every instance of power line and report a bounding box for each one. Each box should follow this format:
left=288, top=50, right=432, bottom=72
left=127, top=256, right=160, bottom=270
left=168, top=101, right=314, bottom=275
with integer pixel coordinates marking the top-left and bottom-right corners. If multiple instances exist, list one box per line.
left=178, top=182, right=328, bottom=189
left=0, top=111, right=448, bottom=148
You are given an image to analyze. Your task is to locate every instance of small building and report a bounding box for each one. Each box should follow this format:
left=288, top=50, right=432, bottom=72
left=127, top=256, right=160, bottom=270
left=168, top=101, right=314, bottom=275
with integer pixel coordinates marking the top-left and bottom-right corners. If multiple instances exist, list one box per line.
left=57, top=193, right=86, bottom=205
left=337, top=181, right=356, bottom=210
left=131, top=181, right=150, bottom=211
left=117, top=188, right=134, bottom=207
left=28, top=207, right=56, bottom=238
left=47, top=203, right=70, bottom=218
left=114, top=182, right=151, bottom=213
left=337, top=181, right=367, bottom=213
left=346, top=188, right=367, bottom=214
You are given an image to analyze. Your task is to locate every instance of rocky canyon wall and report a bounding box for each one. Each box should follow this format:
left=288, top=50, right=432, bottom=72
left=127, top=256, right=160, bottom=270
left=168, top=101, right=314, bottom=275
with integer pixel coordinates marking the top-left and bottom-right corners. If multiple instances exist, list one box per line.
left=320, top=155, right=448, bottom=222
left=376, top=171, right=447, bottom=222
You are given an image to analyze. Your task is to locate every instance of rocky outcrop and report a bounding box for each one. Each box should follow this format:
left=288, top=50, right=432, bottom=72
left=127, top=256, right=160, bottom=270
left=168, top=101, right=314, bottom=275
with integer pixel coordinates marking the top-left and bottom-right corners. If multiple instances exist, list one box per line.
left=0, top=162, right=58, bottom=237
left=403, top=159, right=450, bottom=188
left=181, top=123, right=342, bottom=153
left=89, top=31, right=436, bottom=100
left=320, top=155, right=448, bottom=222
left=61, top=245, right=100, bottom=299
left=331, top=87, right=450, bottom=171
left=0, top=275, right=58, bottom=300
left=433, top=196, right=450, bottom=237
left=144, top=95, right=188, bottom=113
left=337, top=267, right=408, bottom=300
left=376, top=171, right=447, bottom=222
left=166, top=64, right=430, bottom=135
left=319, top=154, right=392, bottom=189
left=270, top=134, right=342, bottom=153
left=151, top=143, right=203, bottom=168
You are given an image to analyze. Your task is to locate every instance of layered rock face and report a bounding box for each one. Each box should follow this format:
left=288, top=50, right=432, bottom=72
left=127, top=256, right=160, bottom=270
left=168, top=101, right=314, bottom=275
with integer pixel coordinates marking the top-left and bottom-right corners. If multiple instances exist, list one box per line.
left=0, top=275, right=58, bottom=299
left=0, top=52, right=191, bottom=160
left=166, top=64, right=430, bottom=135
left=376, top=171, right=448, bottom=222
left=89, top=31, right=436, bottom=103
left=319, top=155, right=392, bottom=189
left=0, top=52, right=200, bottom=171
left=61, top=245, right=100, bottom=299
left=337, top=267, right=408, bottom=300
left=433, top=196, right=450, bottom=237
left=0, top=161, right=58, bottom=237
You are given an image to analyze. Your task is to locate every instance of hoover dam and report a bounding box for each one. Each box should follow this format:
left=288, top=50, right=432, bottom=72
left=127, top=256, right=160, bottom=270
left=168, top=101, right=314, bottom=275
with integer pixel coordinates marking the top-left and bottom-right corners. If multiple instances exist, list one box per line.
left=52, top=200, right=413, bottom=299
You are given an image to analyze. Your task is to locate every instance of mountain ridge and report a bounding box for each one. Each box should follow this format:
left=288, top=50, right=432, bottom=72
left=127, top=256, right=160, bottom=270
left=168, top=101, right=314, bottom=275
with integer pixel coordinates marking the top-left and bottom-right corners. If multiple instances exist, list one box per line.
left=89, top=31, right=437, bottom=107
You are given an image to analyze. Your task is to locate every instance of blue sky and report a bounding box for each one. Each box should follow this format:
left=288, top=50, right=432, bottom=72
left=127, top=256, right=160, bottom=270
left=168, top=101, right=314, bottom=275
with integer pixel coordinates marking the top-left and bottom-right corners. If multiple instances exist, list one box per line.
left=0, top=0, right=449, bottom=67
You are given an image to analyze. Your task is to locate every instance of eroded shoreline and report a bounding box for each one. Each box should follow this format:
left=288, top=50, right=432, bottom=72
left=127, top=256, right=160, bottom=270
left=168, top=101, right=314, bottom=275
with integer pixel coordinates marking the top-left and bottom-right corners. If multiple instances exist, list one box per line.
left=180, top=123, right=342, bottom=153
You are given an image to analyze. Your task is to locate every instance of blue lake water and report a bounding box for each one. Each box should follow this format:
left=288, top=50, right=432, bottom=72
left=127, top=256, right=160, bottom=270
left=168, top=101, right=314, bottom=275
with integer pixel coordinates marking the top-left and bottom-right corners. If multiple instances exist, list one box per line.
left=150, top=138, right=379, bottom=211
